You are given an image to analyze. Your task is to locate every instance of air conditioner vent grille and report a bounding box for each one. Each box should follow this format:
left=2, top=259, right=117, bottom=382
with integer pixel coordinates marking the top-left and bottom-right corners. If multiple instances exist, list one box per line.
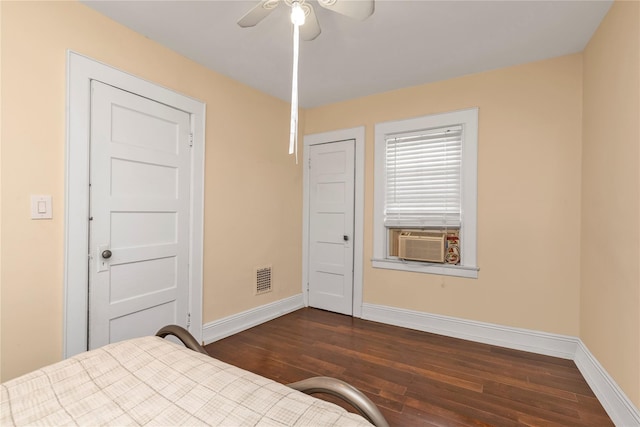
left=398, top=232, right=446, bottom=263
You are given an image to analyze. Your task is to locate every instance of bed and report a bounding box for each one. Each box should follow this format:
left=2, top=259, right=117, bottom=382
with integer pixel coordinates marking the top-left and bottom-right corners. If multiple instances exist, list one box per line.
left=1, top=325, right=389, bottom=427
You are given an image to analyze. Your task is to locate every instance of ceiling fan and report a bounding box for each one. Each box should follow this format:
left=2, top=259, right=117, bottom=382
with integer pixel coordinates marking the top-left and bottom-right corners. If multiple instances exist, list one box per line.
left=237, top=0, right=375, bottom=41
left=238, top=0, right=374, bottom=162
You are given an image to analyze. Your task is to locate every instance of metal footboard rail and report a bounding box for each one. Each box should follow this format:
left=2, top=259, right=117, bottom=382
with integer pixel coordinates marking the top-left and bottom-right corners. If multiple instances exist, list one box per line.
left=288, top=377, right=390, bottom=427
left=156, top=325, right=389, bottom=427
left=156, top=325, right=209, bottom=355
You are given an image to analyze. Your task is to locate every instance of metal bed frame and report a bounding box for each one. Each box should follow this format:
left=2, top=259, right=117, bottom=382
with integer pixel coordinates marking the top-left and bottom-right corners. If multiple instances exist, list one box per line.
left=157, top=325, right=390, bottom=427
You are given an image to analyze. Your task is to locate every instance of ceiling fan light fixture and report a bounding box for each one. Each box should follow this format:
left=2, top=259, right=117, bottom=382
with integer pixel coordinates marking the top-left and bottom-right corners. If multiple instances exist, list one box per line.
left=238, top=0, right=375, bottom=161
left=291, top=1, right=306, bottom=26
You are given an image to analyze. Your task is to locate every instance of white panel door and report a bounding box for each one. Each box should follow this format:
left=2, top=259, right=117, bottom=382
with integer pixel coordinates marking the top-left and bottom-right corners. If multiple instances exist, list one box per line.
left=89, top=81, right=191, bottom=349
left=308, top=140, right=355, bottom=315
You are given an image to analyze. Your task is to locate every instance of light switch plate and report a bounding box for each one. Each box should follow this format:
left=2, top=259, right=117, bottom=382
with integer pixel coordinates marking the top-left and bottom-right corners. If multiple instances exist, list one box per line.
left=31, top=195, right=52, bottom=219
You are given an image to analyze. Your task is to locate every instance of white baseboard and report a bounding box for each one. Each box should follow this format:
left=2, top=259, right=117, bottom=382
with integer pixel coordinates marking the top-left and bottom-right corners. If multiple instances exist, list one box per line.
left=574, top=340, right=640, bottom=426
left=361, top=303, right=578, bottom=359
left=361, top=302, right=639, bottom=426
left=202, top=294, right=304, bottom=345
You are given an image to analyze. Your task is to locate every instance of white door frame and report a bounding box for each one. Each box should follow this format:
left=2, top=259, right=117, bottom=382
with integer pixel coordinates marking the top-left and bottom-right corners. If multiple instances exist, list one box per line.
left=63, top=51, right=206, bottom=358
left=302, top=127, right=364, bottom=317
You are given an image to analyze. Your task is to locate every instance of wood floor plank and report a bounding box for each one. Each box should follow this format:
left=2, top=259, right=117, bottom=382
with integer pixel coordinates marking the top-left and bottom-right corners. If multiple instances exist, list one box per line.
left=205, top=308, right=612, bottom=426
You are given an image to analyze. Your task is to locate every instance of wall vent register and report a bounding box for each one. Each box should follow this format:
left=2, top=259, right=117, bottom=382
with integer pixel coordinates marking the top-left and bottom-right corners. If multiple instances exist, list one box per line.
left=256, top=266, right=272, bottom=295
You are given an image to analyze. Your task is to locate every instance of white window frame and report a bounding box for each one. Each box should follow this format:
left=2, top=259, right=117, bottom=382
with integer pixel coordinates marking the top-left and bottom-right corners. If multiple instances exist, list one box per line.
left=373, top=108, right=479, bottom=278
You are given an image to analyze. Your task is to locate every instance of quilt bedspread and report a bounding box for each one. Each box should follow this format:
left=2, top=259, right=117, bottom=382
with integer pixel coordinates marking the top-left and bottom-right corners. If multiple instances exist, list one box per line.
left=1, top=336, right=373, bottom=426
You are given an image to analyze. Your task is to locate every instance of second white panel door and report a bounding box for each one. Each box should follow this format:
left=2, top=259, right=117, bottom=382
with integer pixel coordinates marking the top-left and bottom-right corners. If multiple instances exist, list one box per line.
left=308, top=140, right=355, bottom=315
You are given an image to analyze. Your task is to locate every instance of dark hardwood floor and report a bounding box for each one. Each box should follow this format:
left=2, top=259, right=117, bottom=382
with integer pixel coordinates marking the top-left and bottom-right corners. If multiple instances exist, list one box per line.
left=204, top=308, right=613, bottom=426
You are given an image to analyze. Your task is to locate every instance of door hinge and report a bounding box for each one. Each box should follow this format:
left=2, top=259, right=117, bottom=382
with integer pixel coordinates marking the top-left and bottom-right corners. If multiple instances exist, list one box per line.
left=308, top=158, right=311, bottom=169
left=186, top=312, right=191, bottom=328
left=189, top=133, right=194, bottom=147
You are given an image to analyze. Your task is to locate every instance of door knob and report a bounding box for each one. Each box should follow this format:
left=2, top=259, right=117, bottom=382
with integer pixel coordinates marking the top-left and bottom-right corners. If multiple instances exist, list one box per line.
left=101, top=249, right=112, bottom=259
left=343, top=235, right=349, bottom=241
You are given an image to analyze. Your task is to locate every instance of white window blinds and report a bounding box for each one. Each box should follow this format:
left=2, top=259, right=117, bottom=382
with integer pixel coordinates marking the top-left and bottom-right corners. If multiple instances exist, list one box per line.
left=385, top=125, right=462, bottom=228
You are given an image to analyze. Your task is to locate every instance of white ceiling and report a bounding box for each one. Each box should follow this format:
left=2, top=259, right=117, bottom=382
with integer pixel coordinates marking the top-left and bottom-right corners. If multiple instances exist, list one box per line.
left=81, top=0, right=612, bottom=108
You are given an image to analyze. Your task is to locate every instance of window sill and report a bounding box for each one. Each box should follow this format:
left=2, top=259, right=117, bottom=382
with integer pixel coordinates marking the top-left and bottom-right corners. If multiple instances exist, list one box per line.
left=371, top=258, right=479, bottom=279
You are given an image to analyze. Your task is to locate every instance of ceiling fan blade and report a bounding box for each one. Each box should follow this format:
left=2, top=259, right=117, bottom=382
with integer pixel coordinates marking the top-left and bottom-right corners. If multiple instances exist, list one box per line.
left=300, top=3, right=321, bottom=41
left=238, top=0, right=280, bottom=28
left=317, top=0, right=374, bottom=21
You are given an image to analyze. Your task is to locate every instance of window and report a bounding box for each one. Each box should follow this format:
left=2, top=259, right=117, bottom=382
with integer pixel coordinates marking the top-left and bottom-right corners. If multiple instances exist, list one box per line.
left=373, top=108, right=478, bottom=278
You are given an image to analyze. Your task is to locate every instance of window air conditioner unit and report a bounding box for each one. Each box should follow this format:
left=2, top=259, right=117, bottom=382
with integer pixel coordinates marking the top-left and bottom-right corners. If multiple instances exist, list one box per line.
left=398, top=231, right=446, bottom=263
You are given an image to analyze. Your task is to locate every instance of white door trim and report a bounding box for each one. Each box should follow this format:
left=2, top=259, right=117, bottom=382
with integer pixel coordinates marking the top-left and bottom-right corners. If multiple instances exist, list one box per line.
left=302, top=127, right=364, bottom=317
left=64, top=51, right=206, bottom=358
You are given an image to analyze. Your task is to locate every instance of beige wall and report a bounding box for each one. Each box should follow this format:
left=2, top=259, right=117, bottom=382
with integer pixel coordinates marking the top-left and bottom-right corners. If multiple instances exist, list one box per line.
left=581, top=0, right=640, bottom=406
left=305, top=55, right=584, bottom=336
left=0, top=1, right=302, bottom=381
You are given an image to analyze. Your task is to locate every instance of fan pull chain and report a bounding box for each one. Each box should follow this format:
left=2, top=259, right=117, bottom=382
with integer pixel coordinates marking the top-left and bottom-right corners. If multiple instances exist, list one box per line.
left=289, top=19, right=300, bottom=164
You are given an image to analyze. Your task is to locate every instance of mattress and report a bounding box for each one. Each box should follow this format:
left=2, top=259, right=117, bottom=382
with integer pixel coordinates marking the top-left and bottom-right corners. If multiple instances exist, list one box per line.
left=1, top=336, right=373, bottom=426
